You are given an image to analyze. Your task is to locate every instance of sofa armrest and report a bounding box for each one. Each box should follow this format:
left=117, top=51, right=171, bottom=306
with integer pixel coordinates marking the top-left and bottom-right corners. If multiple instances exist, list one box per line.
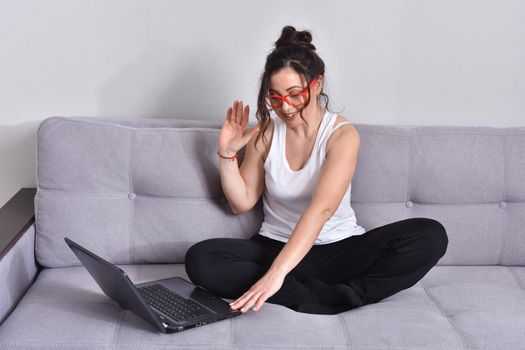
left=0, top=188, right=39, bottom=325
left=0, top=188, right=37, bottom=261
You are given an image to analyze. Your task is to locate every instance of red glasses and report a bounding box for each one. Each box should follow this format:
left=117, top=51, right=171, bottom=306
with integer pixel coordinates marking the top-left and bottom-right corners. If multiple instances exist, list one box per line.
left=267, top=80, right=315, bottom=109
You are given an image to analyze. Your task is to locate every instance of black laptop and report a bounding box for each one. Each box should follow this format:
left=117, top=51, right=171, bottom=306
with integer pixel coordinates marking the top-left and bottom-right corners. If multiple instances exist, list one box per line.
left=64, top=237, right=242, bottom=333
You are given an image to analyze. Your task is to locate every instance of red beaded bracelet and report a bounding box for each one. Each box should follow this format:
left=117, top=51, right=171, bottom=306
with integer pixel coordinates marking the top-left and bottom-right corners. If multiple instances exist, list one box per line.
left=217, top=151, right=237, bottom=162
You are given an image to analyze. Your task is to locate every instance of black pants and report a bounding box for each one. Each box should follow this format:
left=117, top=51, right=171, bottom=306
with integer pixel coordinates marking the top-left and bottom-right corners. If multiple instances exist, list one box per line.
left=184, top=217, right=448, bottom=315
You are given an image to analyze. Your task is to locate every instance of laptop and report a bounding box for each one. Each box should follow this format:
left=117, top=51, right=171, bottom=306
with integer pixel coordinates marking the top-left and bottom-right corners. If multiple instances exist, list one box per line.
left=64, top=237, right=242, bottom=333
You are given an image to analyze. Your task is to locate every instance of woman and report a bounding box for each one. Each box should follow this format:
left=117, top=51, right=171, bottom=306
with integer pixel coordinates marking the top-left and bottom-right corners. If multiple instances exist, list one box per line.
left=184, top=26, right=448, bottom=315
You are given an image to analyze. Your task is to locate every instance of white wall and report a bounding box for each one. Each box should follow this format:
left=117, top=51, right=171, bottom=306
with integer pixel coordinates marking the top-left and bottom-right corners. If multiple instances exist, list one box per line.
left=1, top=0, right=524, bottom=207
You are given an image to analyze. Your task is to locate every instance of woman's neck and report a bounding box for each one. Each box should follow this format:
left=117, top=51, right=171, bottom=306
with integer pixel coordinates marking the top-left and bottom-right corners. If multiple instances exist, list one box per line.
left=287, top=106, right=325, bottom=139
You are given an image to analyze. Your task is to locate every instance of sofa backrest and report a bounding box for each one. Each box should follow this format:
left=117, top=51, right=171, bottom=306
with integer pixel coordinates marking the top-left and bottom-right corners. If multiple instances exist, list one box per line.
left=35, top=117, right=525, bottom=267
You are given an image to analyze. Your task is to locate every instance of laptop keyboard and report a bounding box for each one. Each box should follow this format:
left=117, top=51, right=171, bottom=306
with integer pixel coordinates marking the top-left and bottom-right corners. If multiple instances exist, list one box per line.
left=137, top=284, right=210, bottom=322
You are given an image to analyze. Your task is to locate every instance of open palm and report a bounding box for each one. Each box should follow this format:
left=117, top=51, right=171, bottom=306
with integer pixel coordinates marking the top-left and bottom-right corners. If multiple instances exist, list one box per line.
left=219, top=100, right=260, bottom=156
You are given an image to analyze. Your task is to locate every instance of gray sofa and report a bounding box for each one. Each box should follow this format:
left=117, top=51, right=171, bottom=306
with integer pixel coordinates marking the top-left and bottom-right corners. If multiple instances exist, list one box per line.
left=1, top=116, right=524, bottom=349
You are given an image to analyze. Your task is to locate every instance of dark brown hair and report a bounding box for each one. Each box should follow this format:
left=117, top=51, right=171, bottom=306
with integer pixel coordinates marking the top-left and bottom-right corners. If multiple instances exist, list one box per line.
left=255, top=25, right=331, bottom=151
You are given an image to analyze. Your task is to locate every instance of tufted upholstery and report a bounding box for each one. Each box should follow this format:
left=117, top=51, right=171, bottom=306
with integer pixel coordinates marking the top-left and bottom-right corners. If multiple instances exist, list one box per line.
left=1, top=116, right=524, bottom=349
left=35, top=117, right=525, bottom=267
left=35, top=117, right=261, bottom=267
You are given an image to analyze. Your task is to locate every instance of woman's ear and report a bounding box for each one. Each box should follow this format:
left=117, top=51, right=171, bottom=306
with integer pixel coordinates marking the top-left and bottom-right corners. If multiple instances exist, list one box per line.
left=314, top=75, right=324, bottom=93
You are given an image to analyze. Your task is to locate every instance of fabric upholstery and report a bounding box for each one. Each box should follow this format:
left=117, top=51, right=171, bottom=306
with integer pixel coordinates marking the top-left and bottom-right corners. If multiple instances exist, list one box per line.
left=35, top=117, right=260, bottom=267
left=35, top=117, right=525, bottom=267
left=1, top=264, right=524, bottom=349
left=2, top=116, right=522, bottom=349
left=0, top=224, right=38, bottom=324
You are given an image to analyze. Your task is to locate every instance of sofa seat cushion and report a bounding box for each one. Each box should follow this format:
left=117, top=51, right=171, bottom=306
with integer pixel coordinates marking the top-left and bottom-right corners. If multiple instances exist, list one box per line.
left=0, top=265, right=524, bottom=349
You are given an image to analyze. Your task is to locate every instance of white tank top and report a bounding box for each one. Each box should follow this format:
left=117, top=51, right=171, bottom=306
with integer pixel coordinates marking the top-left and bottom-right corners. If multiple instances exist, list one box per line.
left=258, top=109, right=366, bottom=245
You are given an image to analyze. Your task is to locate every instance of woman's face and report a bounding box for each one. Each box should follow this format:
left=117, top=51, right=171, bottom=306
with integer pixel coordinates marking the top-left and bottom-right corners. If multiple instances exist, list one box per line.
left=268, top=67, right=319, bottom=123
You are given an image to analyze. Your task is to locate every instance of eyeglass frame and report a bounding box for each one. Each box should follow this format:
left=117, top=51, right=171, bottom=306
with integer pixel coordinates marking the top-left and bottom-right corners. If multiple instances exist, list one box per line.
left=266, top=79, right=316, bottom=109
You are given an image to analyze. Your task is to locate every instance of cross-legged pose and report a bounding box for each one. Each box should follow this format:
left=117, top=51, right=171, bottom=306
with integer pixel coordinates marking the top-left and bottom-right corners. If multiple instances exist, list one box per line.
left=185, top=25, right=448, bottom=315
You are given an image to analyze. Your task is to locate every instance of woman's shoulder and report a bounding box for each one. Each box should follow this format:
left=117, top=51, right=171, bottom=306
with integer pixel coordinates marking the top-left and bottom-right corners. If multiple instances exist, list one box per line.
left=331, top=114, right=358, bottom=134
left=331, top=113, right=351, bottom=128
left=326, top=114, right=359, bottom=154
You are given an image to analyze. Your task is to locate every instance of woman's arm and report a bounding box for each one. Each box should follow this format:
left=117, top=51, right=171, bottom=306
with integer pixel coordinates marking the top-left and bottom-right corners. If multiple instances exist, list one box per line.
left=230, top=124, right=361, bottom=312
left=218, top=101, right=264, bottom=214
left=270, top=124, right=361, bottom=275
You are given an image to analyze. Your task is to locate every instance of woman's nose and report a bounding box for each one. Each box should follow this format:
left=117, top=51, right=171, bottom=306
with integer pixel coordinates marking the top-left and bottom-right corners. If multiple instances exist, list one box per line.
left=281, top=100, right=293, bottom=112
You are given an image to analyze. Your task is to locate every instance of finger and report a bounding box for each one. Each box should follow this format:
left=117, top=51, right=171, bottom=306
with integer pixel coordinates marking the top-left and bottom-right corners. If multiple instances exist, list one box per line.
left=226, top=106, right=232, bottom=124
left=239, top=286, right=262, bottom=311
left=230, top=290, right=252, bottom=310
left=237, top=290, right=256, bottom=310
left=254, top=293, right=268, bottom=311
left=243, top=291, right=264, bottom=313
left=235, top=100, right=243, bottom=125
left=229, top=301, right=239, bottom=310
left=240, top=288, right=263, bottom=311
left=231, top=101, right=238, bottom=125
left=233, top=101, right=240, bottom=125
left=235, top=295, right=254, bottom=312
left=243, top=296, right=258, bottom=313
left=241, top=104, right=249, bottom=128
left=229, top=295, right=242, bottom=309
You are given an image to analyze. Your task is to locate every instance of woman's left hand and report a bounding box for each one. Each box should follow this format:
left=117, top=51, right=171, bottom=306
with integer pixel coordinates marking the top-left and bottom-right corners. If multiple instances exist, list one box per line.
left=229, top=266, right=287, bottom=313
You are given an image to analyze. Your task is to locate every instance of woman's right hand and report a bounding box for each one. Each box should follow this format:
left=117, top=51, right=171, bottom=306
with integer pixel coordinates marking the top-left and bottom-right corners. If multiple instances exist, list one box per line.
left=218, top=100, right=260, bottom=157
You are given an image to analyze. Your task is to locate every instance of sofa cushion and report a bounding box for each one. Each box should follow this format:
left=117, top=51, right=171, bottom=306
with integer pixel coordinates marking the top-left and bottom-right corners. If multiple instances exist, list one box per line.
left=1, top=265, right=523, bottom=349
left=35, top=117, right=525, bottom=267
left=35, top=117, right=262, bottom=267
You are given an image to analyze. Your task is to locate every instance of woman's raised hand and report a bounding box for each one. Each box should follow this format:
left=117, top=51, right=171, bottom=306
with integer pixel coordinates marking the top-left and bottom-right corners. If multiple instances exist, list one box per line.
left=218, top=100, right=260, bottom=157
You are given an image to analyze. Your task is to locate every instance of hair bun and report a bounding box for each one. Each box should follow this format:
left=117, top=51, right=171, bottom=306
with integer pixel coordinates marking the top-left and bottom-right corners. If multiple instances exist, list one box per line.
left=274, top=25, right=316, bottom=51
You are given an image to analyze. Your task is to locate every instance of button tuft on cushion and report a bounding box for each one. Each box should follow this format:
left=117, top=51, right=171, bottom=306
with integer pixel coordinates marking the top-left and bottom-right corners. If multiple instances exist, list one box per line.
left=405, top=201, right=413, bottom=208
left=128, top=192, right=136, bottom=200
left=499, top=201, right=507, bottom=209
